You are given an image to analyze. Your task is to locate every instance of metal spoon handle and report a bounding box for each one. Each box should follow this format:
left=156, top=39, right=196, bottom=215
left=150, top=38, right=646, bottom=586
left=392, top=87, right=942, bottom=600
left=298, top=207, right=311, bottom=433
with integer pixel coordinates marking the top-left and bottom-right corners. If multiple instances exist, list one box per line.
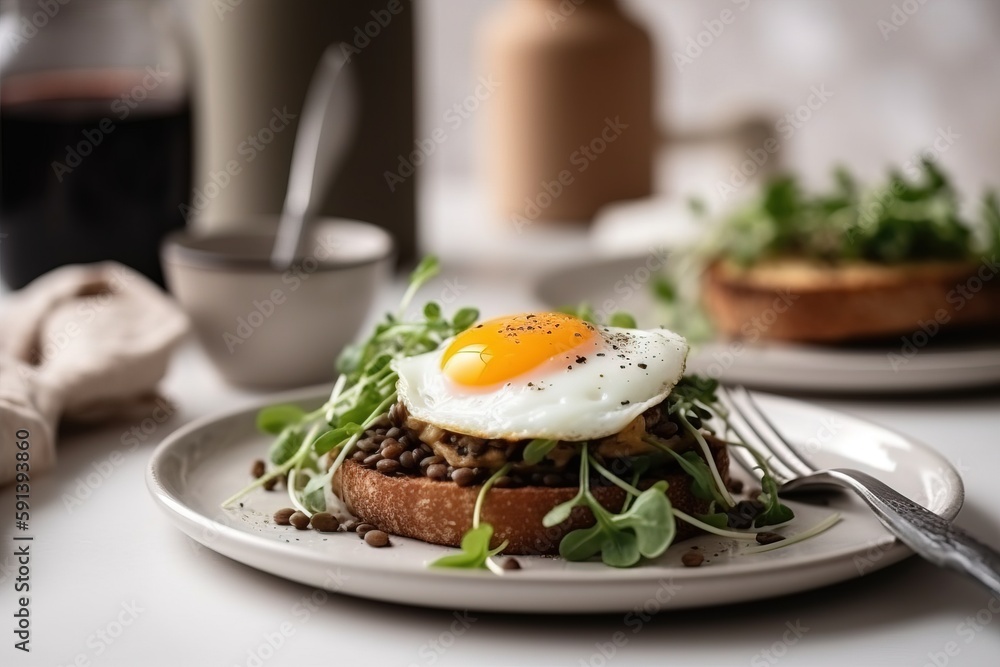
left=789, top=469, right=1000, bottom=597
left=271, top=45, right=356, bottom=269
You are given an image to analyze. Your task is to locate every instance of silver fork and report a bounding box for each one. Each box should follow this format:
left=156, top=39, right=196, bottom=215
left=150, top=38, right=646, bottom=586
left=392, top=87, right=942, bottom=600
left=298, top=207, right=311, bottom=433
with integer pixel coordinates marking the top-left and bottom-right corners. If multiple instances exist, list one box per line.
left=718, top=385, right=1000, bottom=597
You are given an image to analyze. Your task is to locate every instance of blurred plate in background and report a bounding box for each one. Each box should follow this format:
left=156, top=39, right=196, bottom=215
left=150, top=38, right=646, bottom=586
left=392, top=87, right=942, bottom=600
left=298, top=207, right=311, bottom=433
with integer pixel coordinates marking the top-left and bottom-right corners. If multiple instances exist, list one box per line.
left=536, top=255, right=1000, bottom=394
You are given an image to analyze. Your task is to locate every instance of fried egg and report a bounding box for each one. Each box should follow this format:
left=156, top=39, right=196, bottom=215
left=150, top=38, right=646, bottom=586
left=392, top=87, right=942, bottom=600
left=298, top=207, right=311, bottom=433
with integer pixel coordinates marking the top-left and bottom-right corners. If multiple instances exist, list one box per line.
left=393, top=312, right=688, bottom=441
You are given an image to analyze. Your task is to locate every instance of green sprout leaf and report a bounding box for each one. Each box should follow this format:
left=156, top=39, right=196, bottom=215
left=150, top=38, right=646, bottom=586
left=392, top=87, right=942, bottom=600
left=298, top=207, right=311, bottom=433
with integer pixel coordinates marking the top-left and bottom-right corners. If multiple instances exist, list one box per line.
left=452, top=307, right=480, bottom=332
left=312, top=424, right=360, bottom=456
left=670, top=375, right=720, bottom=408
left=592, top=528, right=640, bottom=568
left=608, top=312, right=637, bottom=329
left=336, top=387, right=385, bottom=429
left=543, top=450, right=590, bottom=527
left=434, top=464, right=513, bottom=571
left=423, top=301, right=442, bottom=320
left=543, top=490, right=585, bottom=528
left=561, top=484, right=674, bottom=568
left=431, top=524, right=506, bottom=569
left=301, top=472, right=329, bottom=513
left=257, top=405, right=305, bottom=435
left=557, top=451, right=677, bottom=568
left=361, top=352, right=394, bottom=377
left=268, top=428, right=303, bottom=466
left=522, top=439, right=557, bottom=465
left=558, top=304, right=640, bottom=329
left=559, top=302, right=597, bottom=323
left=645, top=436, right=727, bottom=507
left=611, top=481, right=675, bottom=560
left=653, top=277, right=676, bottom=303
left=755, top=468, right=795, bottom=527
left=558, top=523, right=607, bottom=562
left=679, top=451, right=721, bottom=501
left=335, top=342, right=363, bottom=376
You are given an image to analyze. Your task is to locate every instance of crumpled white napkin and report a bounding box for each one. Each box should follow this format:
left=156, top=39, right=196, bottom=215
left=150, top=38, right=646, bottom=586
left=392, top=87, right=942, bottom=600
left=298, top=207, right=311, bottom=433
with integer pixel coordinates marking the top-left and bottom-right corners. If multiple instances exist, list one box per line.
left=0, top=262, right=189, bottom=486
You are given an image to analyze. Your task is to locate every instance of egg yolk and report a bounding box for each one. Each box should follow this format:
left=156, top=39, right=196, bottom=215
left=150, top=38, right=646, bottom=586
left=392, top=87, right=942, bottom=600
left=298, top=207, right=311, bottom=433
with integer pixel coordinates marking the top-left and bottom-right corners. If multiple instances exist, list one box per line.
left=441, top=312, right=597, bottom=387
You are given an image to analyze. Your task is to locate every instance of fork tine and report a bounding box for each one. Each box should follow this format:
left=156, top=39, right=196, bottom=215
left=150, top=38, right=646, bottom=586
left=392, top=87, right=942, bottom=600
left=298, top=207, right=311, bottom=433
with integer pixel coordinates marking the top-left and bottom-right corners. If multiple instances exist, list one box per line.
left=738, top=386, right=819, bottom=477
left=716, top=386, right=796, bottom=484
left=724, top=428, right=768, bottom=482
left=729, top=385, right=817, bottom=478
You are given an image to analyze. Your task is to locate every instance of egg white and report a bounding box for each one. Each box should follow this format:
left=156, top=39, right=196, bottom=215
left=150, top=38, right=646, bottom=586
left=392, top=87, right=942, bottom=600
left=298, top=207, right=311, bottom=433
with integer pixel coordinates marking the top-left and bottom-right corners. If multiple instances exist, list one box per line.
left=393, top=325, right=689, bottom=441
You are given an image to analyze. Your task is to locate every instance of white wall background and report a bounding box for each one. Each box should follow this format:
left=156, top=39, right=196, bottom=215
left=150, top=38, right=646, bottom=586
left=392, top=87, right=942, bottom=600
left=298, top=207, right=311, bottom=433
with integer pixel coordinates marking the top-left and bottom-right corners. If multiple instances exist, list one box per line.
left=415, top=0, right=1000, bottom=199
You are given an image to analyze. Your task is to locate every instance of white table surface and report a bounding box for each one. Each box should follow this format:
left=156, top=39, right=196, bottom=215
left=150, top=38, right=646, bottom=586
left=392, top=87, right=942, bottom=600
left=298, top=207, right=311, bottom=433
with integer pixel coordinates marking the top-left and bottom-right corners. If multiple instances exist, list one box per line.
left=5, top=256, right=1000, bottom=667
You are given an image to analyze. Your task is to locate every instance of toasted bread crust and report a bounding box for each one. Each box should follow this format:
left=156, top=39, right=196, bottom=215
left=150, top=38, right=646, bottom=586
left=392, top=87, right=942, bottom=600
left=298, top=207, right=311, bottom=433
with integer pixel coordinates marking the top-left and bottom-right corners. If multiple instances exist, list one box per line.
left=332, top=440, right=730, bottom=555
left=702, top=258, right=1000, bottom=343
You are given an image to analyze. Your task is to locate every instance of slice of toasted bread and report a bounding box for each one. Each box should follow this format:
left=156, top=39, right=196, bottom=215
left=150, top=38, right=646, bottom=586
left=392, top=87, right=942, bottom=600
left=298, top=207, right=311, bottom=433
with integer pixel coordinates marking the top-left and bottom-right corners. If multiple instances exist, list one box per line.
left=702, top=257, right=1000, bottom=343
left=331, top=440, right=730, bottom=555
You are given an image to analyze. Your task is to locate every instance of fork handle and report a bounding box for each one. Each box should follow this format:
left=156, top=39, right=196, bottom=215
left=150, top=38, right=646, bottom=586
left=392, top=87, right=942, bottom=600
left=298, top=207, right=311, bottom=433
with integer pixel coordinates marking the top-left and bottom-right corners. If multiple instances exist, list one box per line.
left=797, top=469, right=1000, bottom=597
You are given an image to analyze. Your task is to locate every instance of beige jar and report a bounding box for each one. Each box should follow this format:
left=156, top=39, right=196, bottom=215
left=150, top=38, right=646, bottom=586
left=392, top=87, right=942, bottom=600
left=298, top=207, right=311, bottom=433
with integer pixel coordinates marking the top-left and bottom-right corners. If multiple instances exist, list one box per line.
left=481, top=0, right=655, bottom=225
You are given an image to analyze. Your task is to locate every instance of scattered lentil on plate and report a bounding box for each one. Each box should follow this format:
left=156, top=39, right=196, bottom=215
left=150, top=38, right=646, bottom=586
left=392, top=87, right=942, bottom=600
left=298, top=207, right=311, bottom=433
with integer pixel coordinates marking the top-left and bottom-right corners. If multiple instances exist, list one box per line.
left=681, top=551, right=705, bottom=567
left=310, top=512, right=339, bottom=533
left=364, top=530, right=390, bottom=547
left=273, top=507, right=295, bottom=525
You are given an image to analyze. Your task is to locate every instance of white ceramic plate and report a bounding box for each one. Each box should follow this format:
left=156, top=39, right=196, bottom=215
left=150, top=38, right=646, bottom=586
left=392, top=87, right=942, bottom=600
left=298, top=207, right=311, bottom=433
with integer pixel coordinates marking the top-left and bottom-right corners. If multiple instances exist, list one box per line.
left=147, top=387, right=963, bottom=613
left=535, top=255, right=1000, bottom=393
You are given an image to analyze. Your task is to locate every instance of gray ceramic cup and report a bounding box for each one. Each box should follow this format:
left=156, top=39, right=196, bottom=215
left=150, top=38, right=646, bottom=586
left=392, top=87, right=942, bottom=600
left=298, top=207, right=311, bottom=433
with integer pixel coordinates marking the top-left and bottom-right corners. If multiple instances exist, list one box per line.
left=162, top=218, right=393, bottom=389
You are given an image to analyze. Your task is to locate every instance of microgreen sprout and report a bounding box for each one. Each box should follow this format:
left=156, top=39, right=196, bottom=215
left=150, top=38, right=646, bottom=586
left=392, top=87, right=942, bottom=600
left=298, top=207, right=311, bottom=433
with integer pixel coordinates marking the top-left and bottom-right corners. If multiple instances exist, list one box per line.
left=522, top=439, right=558, bottom=465
left=540, top=446, right=677, bottom=568
left=742, top=513, right=842, bottom=555
left=222, top=256, right=479, bottom=512
left=431, top=464, right=512, bottom=572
